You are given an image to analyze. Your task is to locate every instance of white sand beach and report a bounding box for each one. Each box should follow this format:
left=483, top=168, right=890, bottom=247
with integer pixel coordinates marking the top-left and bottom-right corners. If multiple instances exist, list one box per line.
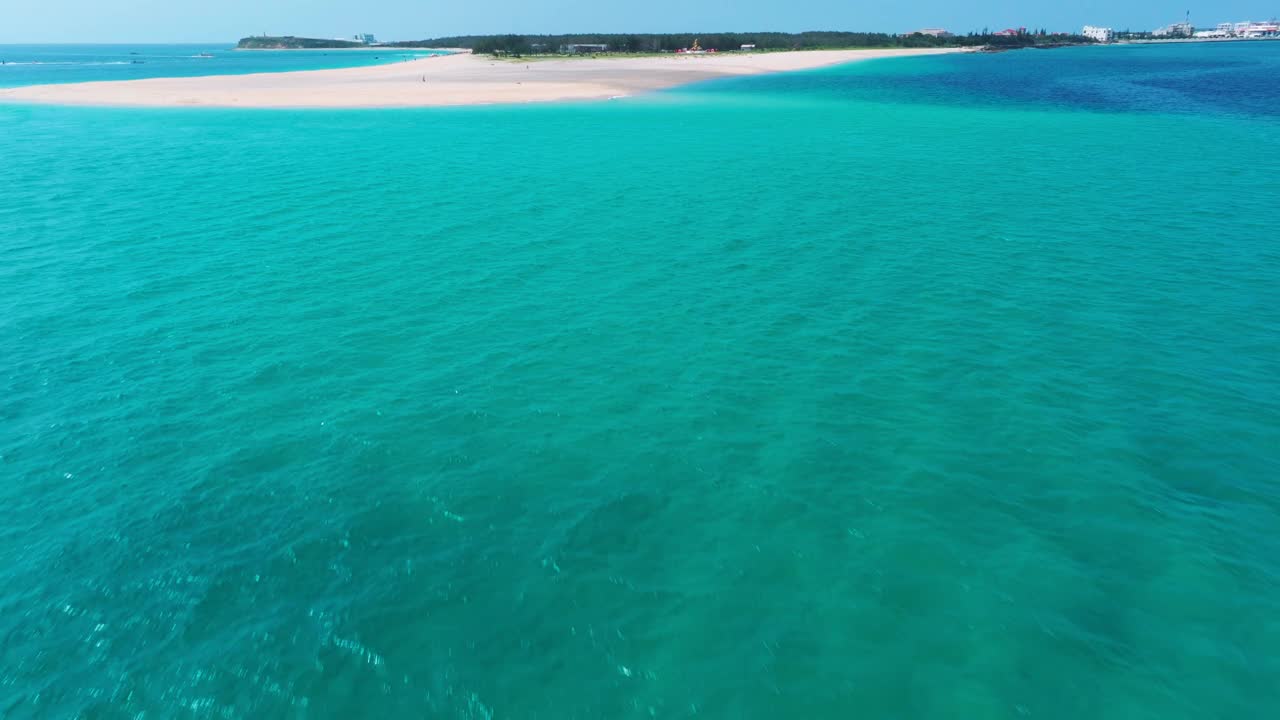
left=0, top=48, right=962, bottom=109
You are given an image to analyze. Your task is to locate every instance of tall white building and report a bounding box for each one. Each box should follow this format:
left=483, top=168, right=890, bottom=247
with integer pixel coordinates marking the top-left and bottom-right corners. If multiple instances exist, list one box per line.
left=1082, top=25, right=1114, bottom=42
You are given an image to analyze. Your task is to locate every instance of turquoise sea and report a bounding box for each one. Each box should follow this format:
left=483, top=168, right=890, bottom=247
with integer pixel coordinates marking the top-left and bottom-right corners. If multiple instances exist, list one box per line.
left=0, top=44, right=443, bottom=88
left=2, top=42, right=1278, bottom=718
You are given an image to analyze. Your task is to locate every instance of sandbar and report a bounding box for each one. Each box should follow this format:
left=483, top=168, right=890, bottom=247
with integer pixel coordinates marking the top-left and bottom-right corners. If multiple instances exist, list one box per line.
left=0, top=48, right=962, bottom=109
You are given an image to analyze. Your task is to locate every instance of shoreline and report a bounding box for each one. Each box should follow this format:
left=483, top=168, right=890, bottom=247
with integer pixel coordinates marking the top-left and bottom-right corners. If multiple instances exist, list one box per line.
left=232, top=46, right=465, bottom=52
left=1116, top=36, right=1280, bottom=45
left=0, top=48, right=961, bottom=109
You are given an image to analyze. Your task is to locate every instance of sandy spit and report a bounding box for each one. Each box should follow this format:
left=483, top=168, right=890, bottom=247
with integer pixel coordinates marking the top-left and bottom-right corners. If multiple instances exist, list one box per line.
left=0, top=48, right=963, bottom=109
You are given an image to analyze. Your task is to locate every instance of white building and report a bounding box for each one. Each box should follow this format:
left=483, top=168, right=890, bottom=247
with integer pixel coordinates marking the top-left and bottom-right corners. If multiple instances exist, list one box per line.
left=560, top=43, right=608, bottom=54
left=1199, top=21, right=1280, bottom=38
left=1153, top=22, right=1194, bottom=37
left=1236, top=21, right=1280, bottom=37
left=1082, top=25, right=1114, bottom=42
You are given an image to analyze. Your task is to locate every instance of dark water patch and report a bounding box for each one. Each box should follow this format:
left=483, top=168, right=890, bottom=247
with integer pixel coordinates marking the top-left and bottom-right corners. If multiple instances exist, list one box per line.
left=694, top=42, right=1280, bottom=118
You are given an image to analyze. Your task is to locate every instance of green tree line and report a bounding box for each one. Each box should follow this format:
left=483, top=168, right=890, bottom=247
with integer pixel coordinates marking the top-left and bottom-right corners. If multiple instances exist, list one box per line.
left=237, top=36, right=366, bottom=49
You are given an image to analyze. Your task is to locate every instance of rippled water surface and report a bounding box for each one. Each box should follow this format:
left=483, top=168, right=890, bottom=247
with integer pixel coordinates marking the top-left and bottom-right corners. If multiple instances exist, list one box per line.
left=0, top=44, right=443, bottom=87
left=2, top=42, right=1278, bottom=719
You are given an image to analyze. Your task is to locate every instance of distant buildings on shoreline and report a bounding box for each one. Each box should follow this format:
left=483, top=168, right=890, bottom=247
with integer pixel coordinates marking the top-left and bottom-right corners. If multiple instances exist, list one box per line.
left=1152, top=21, right=1195, bottom=37
left=560, top=43, right=608, bottom=54
left=1197, top=21, right=1280, bottom=38
left=1083, top=16, right=1279, bottom=42
left=1082, top=26, right=1114, bottom=42
left=332, top=33, right=376, bottom=45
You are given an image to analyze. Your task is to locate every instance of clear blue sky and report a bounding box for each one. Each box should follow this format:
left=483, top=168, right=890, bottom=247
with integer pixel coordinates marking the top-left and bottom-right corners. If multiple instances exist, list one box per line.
left=2, top=1, right=1274, bottom=43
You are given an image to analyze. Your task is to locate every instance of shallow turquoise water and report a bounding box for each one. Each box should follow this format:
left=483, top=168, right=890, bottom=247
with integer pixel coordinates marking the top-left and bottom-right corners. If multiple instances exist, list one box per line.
left=0, top=44, right=444, bottom=88
left=2, top=45, right=1279, bottom=718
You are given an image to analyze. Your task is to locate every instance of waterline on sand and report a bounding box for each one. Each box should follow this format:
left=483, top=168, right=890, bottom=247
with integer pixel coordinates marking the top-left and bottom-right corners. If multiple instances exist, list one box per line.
left=0, top=48, right=962, bottom=108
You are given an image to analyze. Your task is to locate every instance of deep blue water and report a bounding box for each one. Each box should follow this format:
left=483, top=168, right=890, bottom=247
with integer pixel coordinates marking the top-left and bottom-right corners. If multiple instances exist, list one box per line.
left=707, top=41, right=1280, bottom=117
left=1, top=42, right=1278, bottom=719
left=0, top=44, right=444, bottom=87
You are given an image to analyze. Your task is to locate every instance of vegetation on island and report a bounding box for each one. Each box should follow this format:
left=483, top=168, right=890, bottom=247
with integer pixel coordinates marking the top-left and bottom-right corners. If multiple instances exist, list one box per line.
left=237, top=36, right=365, bottom=50
left=383, top=30, right=1094, bottom=55
left=1112, top=30, right=1187, bottom=41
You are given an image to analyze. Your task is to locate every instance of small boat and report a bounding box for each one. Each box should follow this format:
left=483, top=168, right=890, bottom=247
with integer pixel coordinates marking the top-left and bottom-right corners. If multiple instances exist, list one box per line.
left=195, top=53, right=215, bottom=58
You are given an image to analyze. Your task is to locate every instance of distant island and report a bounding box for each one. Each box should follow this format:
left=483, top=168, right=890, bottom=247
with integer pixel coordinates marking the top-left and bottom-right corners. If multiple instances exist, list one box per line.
left=383, top=30, right=1093, bottom=54
left=237, top=36, right=367, bottom=50
left=240, top=30, right=1094, bottom=54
